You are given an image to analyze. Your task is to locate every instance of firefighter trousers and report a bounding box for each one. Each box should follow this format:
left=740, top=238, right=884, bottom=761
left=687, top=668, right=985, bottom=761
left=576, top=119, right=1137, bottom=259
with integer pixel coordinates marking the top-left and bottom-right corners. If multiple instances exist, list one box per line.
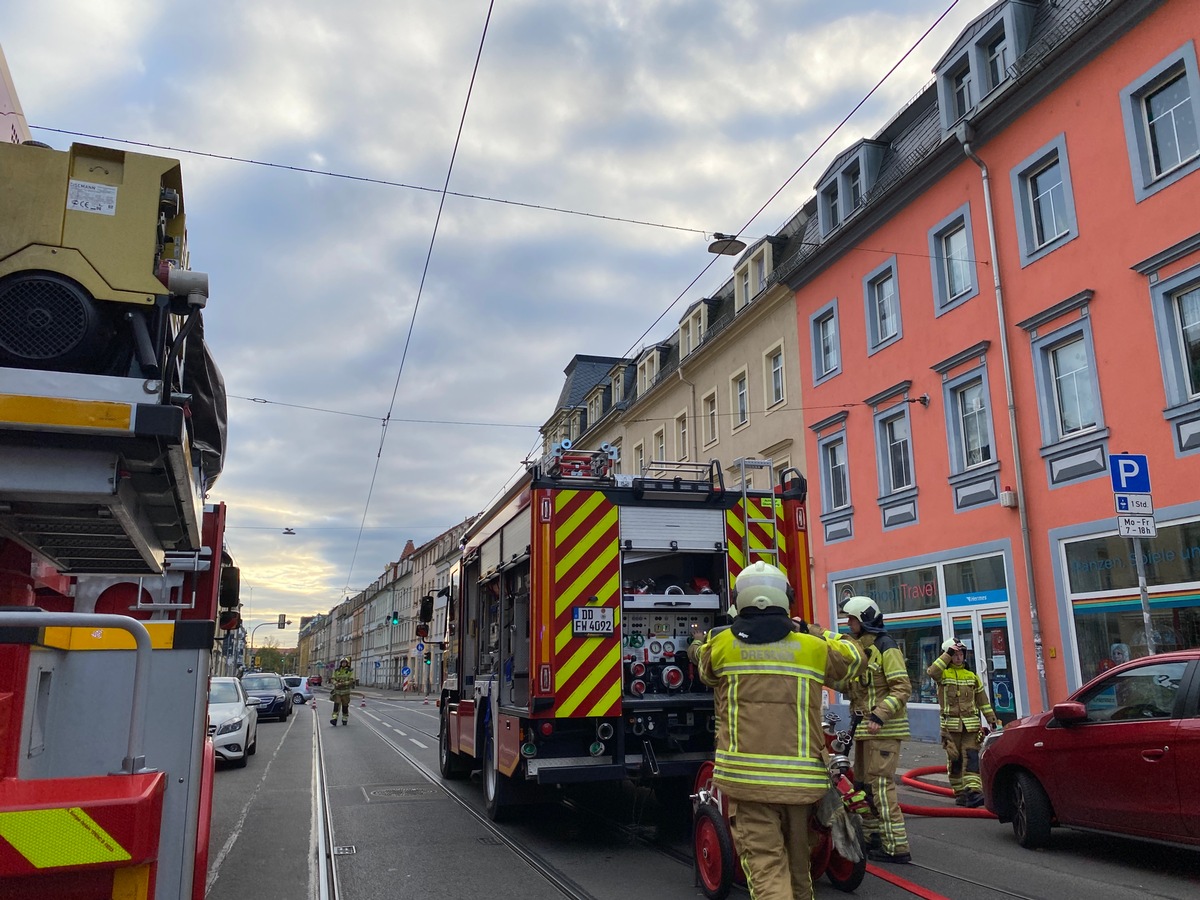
left=731, top=798, right=815, bottom=900
left=331, top=695, right=350, bottom=721
left=854, top=738, right=908, bottom=855
left=942, top=729, right=982, bottom=795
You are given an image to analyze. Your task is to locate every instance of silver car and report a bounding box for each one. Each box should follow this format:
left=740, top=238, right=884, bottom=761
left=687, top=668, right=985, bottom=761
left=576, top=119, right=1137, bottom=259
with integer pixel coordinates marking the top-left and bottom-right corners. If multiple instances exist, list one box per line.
left=283, top=674, right=313, bottom=705
left=208, top=677, right=258, bottom=767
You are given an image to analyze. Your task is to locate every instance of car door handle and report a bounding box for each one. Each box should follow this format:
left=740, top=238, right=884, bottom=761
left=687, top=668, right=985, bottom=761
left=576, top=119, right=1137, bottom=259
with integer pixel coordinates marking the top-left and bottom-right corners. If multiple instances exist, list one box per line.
left=1141, top=747, right=1168, bottom=761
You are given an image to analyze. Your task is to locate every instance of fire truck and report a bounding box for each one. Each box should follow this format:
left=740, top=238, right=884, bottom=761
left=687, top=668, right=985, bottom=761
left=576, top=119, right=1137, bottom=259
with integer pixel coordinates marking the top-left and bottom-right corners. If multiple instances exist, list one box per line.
left=0, top=139, right=233, bottom=899
left=438, top=442, right=811, bottom=820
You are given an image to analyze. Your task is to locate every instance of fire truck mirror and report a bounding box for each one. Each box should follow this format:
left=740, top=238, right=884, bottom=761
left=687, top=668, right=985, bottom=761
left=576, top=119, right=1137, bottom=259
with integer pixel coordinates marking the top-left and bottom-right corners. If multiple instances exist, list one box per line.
left=419, top=595, right=434, bottom=622
left=219, top=566, right=240, bottom=609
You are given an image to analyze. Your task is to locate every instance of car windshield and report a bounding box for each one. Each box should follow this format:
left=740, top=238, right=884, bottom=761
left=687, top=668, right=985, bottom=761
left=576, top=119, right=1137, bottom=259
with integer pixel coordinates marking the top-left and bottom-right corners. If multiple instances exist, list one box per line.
left=210, top=681, right=241, bottom=704
left=243, top=675, right=282, bottom=691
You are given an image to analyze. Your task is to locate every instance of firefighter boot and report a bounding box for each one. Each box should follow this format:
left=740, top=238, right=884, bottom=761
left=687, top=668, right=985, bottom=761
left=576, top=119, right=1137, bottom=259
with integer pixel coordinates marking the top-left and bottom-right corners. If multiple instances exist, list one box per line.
left=330, top=717, right=338, bottom=726
left=965, top=790, right=985, bottom=808
left=955, top=792, right=969, bottom=807
left=341, top=718, right=348, bottom=725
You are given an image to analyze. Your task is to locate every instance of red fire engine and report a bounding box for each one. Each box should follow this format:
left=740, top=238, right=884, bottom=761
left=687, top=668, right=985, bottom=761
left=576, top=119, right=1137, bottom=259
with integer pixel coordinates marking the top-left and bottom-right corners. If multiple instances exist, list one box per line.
left=0, top=139, right=233, bottom=899
left=438, top=442, right=810, bottom=819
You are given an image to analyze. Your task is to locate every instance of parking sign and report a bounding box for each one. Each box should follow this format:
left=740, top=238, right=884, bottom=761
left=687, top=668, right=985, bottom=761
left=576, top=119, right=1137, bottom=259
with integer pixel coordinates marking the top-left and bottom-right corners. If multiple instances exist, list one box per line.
left=1108, top=453, right=1150, bottom=494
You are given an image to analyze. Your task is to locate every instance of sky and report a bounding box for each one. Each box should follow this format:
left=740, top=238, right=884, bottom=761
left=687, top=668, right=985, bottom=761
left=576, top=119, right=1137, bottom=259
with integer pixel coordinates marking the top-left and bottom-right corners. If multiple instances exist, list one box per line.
left=4, top=0, right=992, bottom=646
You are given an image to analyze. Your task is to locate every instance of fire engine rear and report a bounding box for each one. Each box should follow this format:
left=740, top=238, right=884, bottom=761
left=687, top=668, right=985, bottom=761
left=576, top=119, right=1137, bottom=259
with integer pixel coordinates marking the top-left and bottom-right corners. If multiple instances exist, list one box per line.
left=0, top=140, right=233, bottom=900
left=438, top=443, right=810, bottom=820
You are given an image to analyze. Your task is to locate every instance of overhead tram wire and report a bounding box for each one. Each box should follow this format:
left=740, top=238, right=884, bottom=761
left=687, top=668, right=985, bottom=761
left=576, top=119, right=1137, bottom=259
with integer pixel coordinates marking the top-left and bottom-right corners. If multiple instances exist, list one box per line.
left=227, top=393, right=540, bottom=428
left=340, top=0, right=497, bottom=596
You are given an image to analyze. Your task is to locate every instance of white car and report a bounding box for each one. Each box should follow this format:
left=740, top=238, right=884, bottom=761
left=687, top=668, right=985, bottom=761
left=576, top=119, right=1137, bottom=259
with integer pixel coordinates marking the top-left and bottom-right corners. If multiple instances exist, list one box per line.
left=208, top=676, right=259, bottom=767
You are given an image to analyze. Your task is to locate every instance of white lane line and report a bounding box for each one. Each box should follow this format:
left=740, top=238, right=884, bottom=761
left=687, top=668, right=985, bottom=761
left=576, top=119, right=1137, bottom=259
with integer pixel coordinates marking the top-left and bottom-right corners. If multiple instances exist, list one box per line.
left=392, top=727, right=407, bottom=736
left=409, top=738, right=428, bottom=749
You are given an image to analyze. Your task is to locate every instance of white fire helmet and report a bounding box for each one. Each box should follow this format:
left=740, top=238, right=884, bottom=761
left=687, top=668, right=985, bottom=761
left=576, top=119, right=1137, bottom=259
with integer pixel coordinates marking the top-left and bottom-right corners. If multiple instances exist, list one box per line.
left=731, top=561, right=792, bottom=612
left=942, top=638, right=964, bottom=653
left=841, top=595, right=882, bottom=628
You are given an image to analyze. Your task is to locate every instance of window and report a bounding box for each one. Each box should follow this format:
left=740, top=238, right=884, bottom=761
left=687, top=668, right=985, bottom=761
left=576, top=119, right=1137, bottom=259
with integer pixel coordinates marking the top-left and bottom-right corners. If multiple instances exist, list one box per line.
left=1079, top=661, right=1187, bottom=723
left=1025, top=309, right=1109, bottom=486
left=610, top=438, right=622, bottom=475
left=703, top=392, right=718, bottom=445
left=863, top=257, right=902, bottom=354
left=611, top=373, right=624, bottom=404
left=740, top=269, right=750, bottom=305
left=985, top=33, right=1008, bottom=93
left=956, top=379, right=992, bottom=468
left=732, top=372, right=749, bottom=428
left=587, top=394, right=602, bottom=428
left=681, top=320, right=692, bottom=356
left=1176, top=285, right=1200, bottom=396
left=825, top=438, right=849, bottom=510
left=880, top=413, right=913, bottom=493
left=765, top=346, right=785, bottom=407
left=633, top=442, right=645, bottom=475
left=654, top=428, right=665, bottom=462
left=951, top=62, right=973, bottom=120
left=810, top=299, right=841, bottom=385
left=1010, top=134, right=1078, bottom=266
left=826, top=182, right=841, bottom=229
left=1050, top=336, right=1097, bottom=438
left=754, top=257, right=766, bottom=294
left=929, top=205, right=979, bottom=314
left=1120, top=43, right=1200, bottom=202
left=637, top=353, right=659, bottom=395
left=1146, top=263, right=1200, bottom=453
left=848, top=165, right=863, bottom=210
left=676, top=413, right=688, bottom=461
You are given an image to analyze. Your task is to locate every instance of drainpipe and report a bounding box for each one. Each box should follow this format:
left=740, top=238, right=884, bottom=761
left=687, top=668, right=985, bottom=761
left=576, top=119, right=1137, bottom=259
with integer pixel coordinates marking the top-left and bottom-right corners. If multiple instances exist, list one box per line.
left=677, top=368, right=699, bottom=461
left=956, top=121, right=1051, bottom=713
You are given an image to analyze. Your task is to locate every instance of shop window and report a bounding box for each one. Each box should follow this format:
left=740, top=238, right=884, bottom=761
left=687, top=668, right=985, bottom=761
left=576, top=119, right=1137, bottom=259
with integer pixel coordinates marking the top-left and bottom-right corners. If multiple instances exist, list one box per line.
left=1119, top=42, right=1200, bottom=202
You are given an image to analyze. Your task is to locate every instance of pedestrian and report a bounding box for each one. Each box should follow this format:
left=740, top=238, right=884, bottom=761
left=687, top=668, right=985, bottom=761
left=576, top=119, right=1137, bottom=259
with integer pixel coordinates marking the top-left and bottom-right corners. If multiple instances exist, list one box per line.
left=841, top=595, right=912, bottom=864
left=927, top=638, right=998, bottom=807
left=689, top=561, right=864, bottom=900
left=330, top=657, right=354, bottom=726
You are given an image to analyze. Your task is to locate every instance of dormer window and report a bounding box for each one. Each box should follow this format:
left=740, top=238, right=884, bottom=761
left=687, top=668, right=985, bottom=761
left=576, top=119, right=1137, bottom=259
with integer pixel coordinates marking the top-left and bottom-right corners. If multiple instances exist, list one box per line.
left=815, top=141, right=885, bottom=237
left=679, top=303, right=708, bottom=354
left=611, top=372, right=624, bottom=404
left=848, top=165, right=863, bottom=210
left=587, top=393, right=602, bottom=428
left=637, top=350, right=662, bottom=395
left=825, top=182, right=841, bottom=229
left=935, top=1, right=1034, bottom=133
left=735, top=244, right=774, bottom=310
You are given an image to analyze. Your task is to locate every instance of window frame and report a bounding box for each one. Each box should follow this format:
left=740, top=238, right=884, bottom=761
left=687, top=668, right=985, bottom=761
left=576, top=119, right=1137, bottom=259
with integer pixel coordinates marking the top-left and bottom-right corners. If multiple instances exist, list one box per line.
left=675, top=410, right=688, bottom=461
left=731, top=369, right=750, bottom=430
left=814, top=423, right=854, bottom=544
left=938, top=353, right=1002, bottom=511
left=702, top=390, right=719, bottom=447
left=871, top=399, right=919, bottom=530
left=1119, top=42, right=1200, bottom=203
left=1147, top=261, right=1200, bottom=454
left=1010, top=134, right=1079, bottom=267
left=877, top=408, right=915, bottom=496
left=862, top=256, right=903, bottom=355
left=633, top=441, right=645, bottom=476
left=764, top=343, right=785, bottom=409
left=810, top=298, right=842, bottom=386
left=928, top=204, right=979, bottom=315
left=653, top=427, right=666, bottom=463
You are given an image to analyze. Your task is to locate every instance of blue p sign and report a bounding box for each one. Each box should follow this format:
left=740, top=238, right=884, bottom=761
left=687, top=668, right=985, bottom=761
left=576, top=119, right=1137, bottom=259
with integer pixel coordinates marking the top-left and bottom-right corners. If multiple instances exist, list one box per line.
left=1108, top=453, right=1151, bottom=494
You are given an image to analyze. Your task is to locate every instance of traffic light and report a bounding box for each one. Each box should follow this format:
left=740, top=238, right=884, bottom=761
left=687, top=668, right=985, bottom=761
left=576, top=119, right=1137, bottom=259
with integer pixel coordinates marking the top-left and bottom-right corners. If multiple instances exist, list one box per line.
left=424, top=651, right=432, bottom=665
left=390, top=610, right=399, bottom=625
left=277, top=613, right=286, bottom=628
left=418, top=595, right=434, bottom=623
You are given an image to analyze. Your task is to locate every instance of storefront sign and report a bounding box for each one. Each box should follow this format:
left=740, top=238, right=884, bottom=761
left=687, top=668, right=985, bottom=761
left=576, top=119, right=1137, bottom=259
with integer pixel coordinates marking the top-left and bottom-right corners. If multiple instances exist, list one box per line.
left=946, top=588, right=1007, bottom=608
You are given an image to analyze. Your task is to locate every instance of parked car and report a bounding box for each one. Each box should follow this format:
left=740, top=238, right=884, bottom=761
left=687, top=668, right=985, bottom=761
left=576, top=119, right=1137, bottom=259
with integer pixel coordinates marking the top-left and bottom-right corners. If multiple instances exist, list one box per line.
left=241, top=672, right=292, bottom=722
left=283, top=674, right=313, bottom=705
left=982, top=649, right=1200, bottom=849
left=208, top=677, right=258, bottom=767
left=308, top=674, right=322, bottom=687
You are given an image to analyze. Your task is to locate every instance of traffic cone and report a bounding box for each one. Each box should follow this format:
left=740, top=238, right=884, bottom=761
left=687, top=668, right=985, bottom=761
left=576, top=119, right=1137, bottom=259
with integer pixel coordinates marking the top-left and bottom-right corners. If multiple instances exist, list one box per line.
left=360, top=697, right=366, bottom=707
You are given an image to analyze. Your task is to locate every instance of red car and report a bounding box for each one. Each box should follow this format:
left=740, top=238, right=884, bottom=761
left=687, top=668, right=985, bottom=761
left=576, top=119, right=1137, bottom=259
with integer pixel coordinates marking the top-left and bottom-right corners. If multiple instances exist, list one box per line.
left=981, top=649, right=1200, bottom=849
left=308, top=674, right=322, bottom=687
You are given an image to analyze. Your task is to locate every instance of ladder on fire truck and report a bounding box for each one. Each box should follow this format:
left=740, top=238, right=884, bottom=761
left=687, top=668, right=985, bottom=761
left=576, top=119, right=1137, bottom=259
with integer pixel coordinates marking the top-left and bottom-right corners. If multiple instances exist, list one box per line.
left=735, top=457, right=779, bottom=568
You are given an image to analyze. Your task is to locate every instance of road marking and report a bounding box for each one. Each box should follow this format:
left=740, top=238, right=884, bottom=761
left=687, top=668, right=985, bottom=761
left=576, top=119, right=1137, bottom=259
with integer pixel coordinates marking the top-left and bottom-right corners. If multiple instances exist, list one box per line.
left=409, top=738, right=428, bottom=749
left=392, top=727, right=406, bottom=736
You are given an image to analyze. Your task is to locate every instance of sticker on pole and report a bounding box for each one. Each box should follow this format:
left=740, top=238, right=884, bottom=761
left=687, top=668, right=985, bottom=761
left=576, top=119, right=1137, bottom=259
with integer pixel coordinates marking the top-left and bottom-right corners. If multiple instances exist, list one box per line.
left=572, top=606, right=614, bottom=636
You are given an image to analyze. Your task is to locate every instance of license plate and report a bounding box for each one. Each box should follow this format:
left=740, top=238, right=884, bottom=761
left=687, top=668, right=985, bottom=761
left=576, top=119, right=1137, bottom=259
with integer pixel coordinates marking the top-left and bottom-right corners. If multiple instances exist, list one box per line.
left=572, top=606, right=615, bottom=636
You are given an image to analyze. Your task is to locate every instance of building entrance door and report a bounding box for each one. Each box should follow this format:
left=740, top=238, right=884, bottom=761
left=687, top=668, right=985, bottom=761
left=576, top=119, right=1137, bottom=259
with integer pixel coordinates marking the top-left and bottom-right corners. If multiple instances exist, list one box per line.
left=950, top=609, right=1020, bottom=724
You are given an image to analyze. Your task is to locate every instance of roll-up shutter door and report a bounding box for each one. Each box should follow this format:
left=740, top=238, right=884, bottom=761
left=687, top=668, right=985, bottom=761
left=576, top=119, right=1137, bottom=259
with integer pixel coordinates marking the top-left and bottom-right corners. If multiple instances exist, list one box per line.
left=619, top=507, right=724, bottom=551
left=480, top=533, right=501, bottom=575
left=501, top=506, right=532, bottom=563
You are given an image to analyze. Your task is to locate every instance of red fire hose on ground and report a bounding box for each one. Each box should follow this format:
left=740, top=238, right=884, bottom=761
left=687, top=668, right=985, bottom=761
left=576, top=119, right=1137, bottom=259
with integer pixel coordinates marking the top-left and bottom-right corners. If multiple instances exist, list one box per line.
left=899, top=766, right=996, bottom=818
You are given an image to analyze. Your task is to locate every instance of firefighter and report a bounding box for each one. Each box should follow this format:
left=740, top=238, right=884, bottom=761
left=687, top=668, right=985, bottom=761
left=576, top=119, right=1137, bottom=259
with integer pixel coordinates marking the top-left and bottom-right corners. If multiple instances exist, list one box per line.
left=927, top=638, right=998, bottom=807
left=689, top=561, right=863, bottom=900
left=841, top=595, right=912, bottom=864
left=330, top=657, right=354, bottom=726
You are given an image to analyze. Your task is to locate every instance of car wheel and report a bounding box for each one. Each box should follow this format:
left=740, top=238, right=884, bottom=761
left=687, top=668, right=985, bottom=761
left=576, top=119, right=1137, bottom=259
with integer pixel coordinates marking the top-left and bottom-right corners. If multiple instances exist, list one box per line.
left=248, top=736, right=256, bottom=756
left=483, top=723, right=513, bottom=821
left=1012, top=771, right=1053, bottom=849
left=293, top=693, right=304, bottom=704
left=438, top=705, right=470, bottom=779
left=232, top=752, right=248, bottom=769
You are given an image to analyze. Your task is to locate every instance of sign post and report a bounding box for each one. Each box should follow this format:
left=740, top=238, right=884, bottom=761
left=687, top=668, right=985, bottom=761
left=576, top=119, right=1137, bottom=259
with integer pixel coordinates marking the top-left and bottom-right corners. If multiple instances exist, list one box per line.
left=1108, top=454, right=1156, bottom=655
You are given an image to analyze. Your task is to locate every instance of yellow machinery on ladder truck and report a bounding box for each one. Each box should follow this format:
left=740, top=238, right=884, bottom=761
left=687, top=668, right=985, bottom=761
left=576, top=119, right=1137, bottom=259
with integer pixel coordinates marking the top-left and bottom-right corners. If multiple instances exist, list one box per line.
left=0, top=139, right=234, bottom=899
left=438, top=442, right=812, bottom=820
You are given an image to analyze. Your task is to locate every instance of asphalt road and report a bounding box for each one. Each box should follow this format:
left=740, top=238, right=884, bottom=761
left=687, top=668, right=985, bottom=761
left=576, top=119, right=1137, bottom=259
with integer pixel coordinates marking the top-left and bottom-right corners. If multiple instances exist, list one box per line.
left=204, top=691, right=1200, bottom=900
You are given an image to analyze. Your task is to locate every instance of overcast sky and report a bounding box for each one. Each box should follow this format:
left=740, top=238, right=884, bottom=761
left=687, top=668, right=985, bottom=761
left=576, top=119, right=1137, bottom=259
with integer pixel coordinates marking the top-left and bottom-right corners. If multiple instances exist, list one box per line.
left=5, top=0, right=989, bottom=647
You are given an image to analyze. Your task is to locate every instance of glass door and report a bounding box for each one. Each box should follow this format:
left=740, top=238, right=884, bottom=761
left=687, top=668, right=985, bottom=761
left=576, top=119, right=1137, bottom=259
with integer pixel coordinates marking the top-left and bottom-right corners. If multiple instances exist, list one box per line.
left=950, top=610, right=1020, bottom=724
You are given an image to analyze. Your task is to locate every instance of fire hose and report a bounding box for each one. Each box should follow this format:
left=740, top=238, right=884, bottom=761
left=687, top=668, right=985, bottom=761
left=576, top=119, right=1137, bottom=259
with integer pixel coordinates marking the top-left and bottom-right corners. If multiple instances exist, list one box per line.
left=899, top=766, right=996, bottom=818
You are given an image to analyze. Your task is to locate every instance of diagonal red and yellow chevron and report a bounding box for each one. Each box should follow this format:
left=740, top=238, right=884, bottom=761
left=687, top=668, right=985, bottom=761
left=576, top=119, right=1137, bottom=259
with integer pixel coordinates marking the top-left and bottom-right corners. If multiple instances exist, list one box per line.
left=551, top=489, right=622, bottom=718
left=725, top=496, right=787, bottom=582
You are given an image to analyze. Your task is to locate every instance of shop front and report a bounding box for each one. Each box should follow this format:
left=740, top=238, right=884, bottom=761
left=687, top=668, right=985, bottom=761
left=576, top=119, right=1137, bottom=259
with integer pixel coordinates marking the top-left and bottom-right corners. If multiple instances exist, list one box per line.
left=1054, top=511, right=1200, bottom=690
left=825, top=542, right=1024, bottom=741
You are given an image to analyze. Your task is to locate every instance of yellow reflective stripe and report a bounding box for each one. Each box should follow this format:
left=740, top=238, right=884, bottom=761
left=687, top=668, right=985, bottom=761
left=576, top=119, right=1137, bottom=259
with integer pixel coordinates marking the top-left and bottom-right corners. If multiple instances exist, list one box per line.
left=0, top=806, right=131, bottom=868
left=557, top=643, right=621, bottom=716
left=41, top=623, right=176, bottom=651
left=0, top=394, right=133, bottom=431
left=713, top=662, right=824, bottom=679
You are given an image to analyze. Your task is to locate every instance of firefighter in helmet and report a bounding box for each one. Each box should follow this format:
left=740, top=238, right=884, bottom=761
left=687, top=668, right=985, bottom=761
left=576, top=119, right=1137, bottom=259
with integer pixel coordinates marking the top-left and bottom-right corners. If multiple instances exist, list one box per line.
left=841, top=595, right=912, bottom=863
left=927, top=638, right=998, bottom=807
left=688, top=561, right=863, bottom=900
left=330, top=657, right=354, bottom=726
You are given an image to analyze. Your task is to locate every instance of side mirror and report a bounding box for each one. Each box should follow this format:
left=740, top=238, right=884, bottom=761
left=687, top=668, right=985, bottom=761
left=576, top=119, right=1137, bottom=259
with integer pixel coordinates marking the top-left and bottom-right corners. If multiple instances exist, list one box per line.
left=246, top=697, right=262, bottom=708
left=1052, top=700, right=1087, bottom=724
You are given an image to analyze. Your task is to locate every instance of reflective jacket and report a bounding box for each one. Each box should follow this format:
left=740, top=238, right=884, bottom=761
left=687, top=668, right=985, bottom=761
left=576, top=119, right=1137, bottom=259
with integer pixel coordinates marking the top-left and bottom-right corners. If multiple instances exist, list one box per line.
left=927, top=652, right=997, bottom=732
left=691, top=623, right=864, bottom=805
left=843, top=632, right=911, bottom=741
left=331, top=666, right=354, bottom=698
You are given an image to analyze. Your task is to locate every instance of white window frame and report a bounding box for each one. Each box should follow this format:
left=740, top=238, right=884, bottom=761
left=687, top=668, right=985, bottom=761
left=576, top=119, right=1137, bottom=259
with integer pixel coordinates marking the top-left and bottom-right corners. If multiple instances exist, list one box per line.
left=928, top=203, right=979, bottom=316
left=731, top=370, right=750, bottom=430
left=633, top=441, right=645, bottom=475
left=637, top=353, right=658, bottom=395
left=764, top=343, right=785, bottom=409
left=810, top=298, right=841, bottom=386
left=824, top=437, right=850, bottom=511
left=702, top=390, right=719, bottom=447
left=862, top=256, right=903, bottom=355
left=611, top=373, right=624, bottom=404
left=1120, top=42, right=1200, bottom=202
left=675, top=411, right=688, bottom=461
left=1010, top=134, right=1079, bottom=267
left=653, top=428, right=666, bottom=463
left=1147, top=262, right=1200, bottom=454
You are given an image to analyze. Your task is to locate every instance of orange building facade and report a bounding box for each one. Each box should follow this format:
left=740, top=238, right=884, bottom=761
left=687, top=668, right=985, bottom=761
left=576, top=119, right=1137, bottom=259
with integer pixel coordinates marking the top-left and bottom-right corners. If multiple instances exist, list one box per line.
left=786, top=0, right=1200, bottom=739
